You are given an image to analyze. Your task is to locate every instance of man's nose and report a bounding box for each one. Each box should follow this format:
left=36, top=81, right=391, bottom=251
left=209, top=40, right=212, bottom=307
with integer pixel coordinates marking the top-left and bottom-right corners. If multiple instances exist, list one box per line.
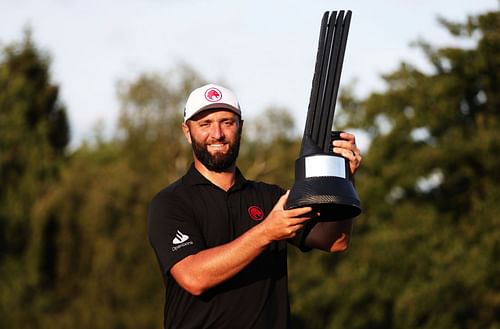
left=211, top=124, right=225, bottom=140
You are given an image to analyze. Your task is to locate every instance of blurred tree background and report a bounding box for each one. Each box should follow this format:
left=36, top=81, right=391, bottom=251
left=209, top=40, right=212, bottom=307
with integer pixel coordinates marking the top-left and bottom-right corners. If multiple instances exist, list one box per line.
left=0, top=9, right=498, bottom=329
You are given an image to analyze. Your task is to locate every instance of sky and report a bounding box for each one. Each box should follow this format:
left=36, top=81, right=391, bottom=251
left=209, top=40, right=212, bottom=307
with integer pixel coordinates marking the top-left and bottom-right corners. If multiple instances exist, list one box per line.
left=1, top=0, right=498, bottom=149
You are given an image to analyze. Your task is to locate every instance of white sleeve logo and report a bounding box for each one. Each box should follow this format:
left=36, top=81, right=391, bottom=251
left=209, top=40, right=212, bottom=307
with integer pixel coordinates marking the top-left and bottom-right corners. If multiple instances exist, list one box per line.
left=172, top=230, right=190, bottom=244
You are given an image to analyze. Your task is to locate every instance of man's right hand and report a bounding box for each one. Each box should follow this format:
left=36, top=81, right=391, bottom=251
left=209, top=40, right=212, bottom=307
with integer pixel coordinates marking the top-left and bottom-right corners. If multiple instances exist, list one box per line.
left=260, top=191, right=314, bottom=242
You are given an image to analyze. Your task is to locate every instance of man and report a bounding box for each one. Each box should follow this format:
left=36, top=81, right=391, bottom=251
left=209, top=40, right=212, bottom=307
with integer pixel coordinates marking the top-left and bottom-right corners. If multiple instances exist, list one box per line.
left=148, top=83, right=362, bottom=329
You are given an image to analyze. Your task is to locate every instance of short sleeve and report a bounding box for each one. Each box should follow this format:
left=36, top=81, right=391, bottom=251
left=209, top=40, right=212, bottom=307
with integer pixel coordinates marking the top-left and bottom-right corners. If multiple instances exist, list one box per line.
left=148, top=188, right=206, bottom=277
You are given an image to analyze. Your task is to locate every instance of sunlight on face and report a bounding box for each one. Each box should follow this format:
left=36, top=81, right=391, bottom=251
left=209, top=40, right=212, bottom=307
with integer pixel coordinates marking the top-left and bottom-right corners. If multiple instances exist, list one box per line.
left=187, top=110, right=242, bottom=172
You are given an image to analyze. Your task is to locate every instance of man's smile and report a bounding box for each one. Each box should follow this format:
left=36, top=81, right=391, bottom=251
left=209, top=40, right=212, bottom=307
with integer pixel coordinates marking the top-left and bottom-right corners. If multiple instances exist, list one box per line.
left=207, top=142, right=228, bottom=151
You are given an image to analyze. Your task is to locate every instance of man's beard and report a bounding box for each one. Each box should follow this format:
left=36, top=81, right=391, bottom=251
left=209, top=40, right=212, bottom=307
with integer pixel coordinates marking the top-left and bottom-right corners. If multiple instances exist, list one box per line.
left=190, top=132, right=241, bottom=172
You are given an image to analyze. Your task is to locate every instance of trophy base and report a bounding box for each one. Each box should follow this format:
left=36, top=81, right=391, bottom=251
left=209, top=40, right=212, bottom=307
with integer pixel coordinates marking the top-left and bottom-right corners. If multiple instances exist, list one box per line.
left=286, top=176, right=361, bottom=221
left=285, top=154, right=362, bottom=221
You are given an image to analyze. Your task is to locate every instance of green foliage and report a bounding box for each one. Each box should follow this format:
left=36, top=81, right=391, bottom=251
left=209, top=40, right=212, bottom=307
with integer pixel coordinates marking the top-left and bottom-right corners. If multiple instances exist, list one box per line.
left=22, top=67, right=205, bottom=328
left=240, top=107, right=300, bottom=187
left=0, top=30, right=70, bottom=328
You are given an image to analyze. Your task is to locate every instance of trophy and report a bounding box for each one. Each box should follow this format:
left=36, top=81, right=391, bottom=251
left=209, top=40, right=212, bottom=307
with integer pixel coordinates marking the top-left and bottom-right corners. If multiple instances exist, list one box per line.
left=285, top=10, right=362, bottom=221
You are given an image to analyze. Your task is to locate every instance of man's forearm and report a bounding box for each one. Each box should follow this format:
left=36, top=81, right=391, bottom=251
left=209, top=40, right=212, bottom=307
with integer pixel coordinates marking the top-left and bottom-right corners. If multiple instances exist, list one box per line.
left=170, top=223, right=271, bottom=296
left=171, top=193, right=313, bottom=296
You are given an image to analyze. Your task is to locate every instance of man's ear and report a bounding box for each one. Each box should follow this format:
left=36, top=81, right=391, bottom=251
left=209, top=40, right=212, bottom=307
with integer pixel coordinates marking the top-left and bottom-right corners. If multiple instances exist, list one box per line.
left=181, top=122, right=192, bottom=144
left=239, top=119, right=244, bottom=135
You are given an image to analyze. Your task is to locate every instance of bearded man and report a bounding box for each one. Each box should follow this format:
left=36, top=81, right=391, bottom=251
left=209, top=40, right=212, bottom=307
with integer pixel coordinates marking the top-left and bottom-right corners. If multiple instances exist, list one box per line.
left=148, top=83, right=362, bottom=329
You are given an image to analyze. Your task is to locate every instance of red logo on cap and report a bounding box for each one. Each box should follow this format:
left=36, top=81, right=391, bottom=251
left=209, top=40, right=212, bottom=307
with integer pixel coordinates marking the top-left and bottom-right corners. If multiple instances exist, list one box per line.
left=205, top=88, right=222, bottom=102
left=248, top=206, right=264, bottom=221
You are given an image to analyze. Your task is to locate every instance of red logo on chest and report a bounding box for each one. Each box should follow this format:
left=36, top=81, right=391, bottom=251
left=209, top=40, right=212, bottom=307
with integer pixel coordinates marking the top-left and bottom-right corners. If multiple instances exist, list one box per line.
left=248, top=206, right=264, bottom=221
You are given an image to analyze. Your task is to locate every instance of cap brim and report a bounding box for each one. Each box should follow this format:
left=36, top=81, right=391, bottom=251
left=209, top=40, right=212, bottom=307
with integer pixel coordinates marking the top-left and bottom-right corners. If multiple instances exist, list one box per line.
left=185, top=103, right=241, bottom=122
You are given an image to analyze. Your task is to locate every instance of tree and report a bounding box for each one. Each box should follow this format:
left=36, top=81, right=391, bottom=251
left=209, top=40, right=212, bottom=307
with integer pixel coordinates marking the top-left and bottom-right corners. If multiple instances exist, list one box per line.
left=0, top=31, right=70, bottom=327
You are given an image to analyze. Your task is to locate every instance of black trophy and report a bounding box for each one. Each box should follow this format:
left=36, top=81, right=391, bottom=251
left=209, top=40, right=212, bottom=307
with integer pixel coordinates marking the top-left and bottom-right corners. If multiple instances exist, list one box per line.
left=285, top=10, right=361, bottom=221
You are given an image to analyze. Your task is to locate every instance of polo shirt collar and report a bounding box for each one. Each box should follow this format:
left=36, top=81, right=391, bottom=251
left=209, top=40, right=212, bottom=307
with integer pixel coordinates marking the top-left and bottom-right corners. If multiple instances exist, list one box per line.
left=183, top=163, right=248, bottom=191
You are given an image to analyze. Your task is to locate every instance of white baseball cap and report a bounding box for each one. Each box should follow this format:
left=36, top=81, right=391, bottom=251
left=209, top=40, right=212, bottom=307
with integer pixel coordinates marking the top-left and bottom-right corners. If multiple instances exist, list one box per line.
left=183, top=83, right=241, bottom=122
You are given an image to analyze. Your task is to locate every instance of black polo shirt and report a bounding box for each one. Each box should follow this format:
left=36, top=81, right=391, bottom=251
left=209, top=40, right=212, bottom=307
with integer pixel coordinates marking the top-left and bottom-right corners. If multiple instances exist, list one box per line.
left=148, top=164, right=308, bottom=329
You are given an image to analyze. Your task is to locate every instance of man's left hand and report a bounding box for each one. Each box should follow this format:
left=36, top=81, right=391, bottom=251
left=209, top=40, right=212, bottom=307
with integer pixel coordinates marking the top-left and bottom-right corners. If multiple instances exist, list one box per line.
left=331, top=132, right=362, bottom=176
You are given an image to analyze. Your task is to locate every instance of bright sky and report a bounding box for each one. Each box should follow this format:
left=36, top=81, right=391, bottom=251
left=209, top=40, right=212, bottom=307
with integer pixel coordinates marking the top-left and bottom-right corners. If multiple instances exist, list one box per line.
left=1, top=0, right=497, bottom=148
